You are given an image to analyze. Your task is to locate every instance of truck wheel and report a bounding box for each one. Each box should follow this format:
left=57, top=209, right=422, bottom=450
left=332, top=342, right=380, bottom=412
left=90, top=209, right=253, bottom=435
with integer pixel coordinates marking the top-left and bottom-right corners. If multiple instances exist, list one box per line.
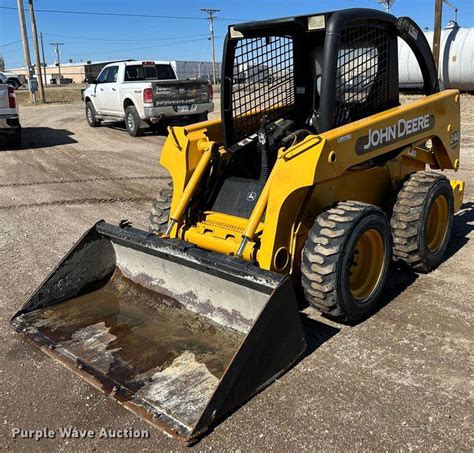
left=301, top=201, right=392, bottom=322
left=125, top=105, right=144, bottom=137
left=391, top=171, right=454, bottom=273
left=85, top=101, right=100, bottom=127
left=6, top=126, right=21, bottom=148
left=149, top=180, right=173, bottom=234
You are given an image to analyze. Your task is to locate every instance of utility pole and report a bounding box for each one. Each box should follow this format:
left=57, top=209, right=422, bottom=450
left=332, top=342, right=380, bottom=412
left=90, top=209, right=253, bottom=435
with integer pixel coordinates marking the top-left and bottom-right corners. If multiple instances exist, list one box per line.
left=28, top=0, right=45, bottom=102
left=40, top=32, right=47, bottom=86
left=377, top=0, right=396, bottom=13
left=16, top=0, right=33, bottom=102
left=50, top=42, right=64, bottom=82
left=201, top=8, right=220, bottom=84
left=433, top=0, right=443, bottom=73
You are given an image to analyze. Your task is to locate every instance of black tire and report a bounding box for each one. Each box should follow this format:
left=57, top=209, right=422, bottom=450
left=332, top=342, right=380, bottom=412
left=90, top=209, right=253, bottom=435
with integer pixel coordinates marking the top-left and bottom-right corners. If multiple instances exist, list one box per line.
left=125, top=105, right=143, bottom=137
left=148, top=181, right=173, bottom=234
left=302, top=201, right=392, bottom=322
left=391, top=171, right=454, bottom=273
left=6, top=126, right=21, bottom=148
left=85, top=101, right=100, bottom=127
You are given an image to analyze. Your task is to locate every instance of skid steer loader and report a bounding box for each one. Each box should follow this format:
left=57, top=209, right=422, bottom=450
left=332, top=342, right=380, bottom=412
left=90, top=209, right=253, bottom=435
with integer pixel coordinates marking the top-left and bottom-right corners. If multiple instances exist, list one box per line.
left=12, top=8, right=464, bottom=444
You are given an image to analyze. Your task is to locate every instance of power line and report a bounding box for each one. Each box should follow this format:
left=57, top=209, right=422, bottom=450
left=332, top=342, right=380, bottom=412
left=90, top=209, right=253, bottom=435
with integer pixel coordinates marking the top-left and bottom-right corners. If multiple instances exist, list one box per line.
left=0, top=5, right=247, bottom=21
left=1, top=45, right=25, bottom=55
left=5, top=35, right=224, bottom=65
left=0, top=39, right=24, bottom=47
left=42, top=32, right=209, bottom=43
left=443, top=0, right=459, bottom=22
left=50, top=42, right=64, bottom=79
left=77, top=37, right=216, bottom=58
left=201, top=8, right=220, bottom=84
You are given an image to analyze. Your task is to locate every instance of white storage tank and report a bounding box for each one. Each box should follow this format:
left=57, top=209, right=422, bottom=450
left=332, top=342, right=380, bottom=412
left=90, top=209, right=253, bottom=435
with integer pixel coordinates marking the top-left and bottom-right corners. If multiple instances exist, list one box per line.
left=399, top=22, right=474, bottom=92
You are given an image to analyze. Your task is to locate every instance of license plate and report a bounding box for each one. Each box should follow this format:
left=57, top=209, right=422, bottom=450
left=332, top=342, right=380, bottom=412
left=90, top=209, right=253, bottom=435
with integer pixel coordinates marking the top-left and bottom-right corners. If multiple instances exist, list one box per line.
left=177, top=105, right=190, bottom=113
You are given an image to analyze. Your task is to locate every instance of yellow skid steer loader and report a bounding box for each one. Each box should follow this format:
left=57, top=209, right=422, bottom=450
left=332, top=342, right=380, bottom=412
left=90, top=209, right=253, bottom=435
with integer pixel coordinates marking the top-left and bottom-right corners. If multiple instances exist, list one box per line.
left=12, top=8, right=464, bottom=444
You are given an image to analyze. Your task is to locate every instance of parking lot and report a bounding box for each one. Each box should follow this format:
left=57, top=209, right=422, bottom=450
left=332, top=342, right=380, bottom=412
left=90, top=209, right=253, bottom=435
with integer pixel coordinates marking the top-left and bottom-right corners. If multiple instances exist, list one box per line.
left=0, top=95, right=473, bottom=451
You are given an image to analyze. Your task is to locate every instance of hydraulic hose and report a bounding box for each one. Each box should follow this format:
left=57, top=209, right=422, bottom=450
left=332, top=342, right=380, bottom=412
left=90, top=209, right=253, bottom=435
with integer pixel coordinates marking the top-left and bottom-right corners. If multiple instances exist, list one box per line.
left=260, top=143, right=269, bottom=184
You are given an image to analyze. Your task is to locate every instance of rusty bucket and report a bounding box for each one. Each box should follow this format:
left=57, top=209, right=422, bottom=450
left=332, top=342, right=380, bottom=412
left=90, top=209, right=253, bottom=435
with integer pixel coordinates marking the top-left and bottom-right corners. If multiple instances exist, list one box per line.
left=11, top=221, right=305, bottom=444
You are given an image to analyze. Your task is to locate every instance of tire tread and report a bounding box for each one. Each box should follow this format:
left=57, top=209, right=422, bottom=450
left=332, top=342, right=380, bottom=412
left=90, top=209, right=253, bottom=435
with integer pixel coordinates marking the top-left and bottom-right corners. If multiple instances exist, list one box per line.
left=391, top=171, right=452, bottom=272
left=148, top=181, right=173, bottom=234
left=302, top=201, right=388, bottom=322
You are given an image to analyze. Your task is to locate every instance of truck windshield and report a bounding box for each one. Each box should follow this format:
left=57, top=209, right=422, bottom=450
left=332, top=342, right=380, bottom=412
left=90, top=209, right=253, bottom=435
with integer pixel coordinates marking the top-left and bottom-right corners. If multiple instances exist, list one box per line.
left=124, top=64, right=176, bottom=81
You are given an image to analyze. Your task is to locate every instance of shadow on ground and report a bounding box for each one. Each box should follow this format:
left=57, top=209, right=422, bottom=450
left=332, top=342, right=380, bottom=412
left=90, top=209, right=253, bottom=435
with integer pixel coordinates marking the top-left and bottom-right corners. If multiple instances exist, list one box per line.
left=104, top=117, right=198, bottom=137
left=103, top=121, right=166, bottom=137
left=0, top=127, right=77, bottom=150
left=446, top=201, right=474, bottom=259
left=300, top=315, right=341, bottom=356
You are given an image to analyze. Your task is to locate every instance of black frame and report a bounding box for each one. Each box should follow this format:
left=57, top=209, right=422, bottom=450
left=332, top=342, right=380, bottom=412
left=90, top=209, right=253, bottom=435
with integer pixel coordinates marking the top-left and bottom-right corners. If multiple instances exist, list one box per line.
left=221, top=20, right=309, bottom=149
left=221, top=8, right=439, bottom=147
left=319, top=9, right=400, bottom=132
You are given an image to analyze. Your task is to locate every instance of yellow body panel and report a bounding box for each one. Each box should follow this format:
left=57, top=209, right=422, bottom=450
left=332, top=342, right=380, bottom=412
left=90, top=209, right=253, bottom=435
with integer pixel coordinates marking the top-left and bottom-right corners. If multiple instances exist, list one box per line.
left=450, top=180, right=465, bottom=212
left=160, top=90, right=463, bottom=273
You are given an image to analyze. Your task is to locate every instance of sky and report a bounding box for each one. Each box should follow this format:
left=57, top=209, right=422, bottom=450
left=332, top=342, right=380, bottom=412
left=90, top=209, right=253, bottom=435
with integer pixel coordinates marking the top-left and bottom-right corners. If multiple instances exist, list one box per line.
left=1, top=0, right=473, bottom=70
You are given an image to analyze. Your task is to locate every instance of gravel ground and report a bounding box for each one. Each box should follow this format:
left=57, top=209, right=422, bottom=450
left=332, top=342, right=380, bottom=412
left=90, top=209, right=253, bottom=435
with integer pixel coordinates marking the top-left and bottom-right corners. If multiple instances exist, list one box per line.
left=0, top=95, right=473, bottom=451
left=15, top=84, right=86, bottom=105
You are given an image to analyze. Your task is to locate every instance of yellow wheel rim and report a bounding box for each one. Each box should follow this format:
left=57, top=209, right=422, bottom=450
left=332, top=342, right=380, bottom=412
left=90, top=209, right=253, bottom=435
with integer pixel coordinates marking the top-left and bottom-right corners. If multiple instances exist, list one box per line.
left=426, top=195, right=449, bottom=253
left=349, top=229, right=385, bottom=301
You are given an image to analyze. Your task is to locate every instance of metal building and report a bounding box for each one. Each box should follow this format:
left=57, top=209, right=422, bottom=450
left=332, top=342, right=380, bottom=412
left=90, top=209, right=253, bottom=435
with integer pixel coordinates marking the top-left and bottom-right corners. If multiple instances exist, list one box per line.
left=171, top=60, right=222, bottom=82
left=7, top=59, right=221, bottom=84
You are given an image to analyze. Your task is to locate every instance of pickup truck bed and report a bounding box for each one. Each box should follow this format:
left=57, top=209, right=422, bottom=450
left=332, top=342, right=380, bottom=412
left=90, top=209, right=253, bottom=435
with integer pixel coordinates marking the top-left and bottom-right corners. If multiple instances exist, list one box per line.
left=146, top=80, right=212, bottom=117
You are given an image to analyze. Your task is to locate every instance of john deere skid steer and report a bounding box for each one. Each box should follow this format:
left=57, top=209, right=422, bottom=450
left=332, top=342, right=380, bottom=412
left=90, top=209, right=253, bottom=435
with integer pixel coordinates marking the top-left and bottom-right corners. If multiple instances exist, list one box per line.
left=12, top=8, right=464, bottom=444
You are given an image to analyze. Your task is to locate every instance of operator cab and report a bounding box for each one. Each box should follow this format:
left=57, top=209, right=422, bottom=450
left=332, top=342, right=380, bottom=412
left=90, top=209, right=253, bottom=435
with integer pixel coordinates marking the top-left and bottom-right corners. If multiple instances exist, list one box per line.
left=203, top=8, right=439, bottom=219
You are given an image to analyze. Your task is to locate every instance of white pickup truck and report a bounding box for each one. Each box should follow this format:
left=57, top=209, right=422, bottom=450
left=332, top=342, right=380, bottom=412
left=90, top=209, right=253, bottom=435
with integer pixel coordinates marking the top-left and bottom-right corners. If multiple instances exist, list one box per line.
left=0, top=81, right=21, bottom=147
left=83, top=60, right=214, bottom=136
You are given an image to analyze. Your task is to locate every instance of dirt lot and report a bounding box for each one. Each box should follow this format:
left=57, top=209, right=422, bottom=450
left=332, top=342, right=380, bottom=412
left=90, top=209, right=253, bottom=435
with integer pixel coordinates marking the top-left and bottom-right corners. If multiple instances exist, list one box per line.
left=0, top=96, right=473, bottom=451
left=15, top=84, right=86, bottom=105
left=14, top=83, right=221, bottom=107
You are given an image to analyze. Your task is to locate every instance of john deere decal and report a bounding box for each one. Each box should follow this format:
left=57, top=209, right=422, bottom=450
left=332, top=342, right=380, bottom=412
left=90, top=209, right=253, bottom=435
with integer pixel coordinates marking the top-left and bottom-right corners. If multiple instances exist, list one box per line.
left=356, top=114, right=435, bottom=154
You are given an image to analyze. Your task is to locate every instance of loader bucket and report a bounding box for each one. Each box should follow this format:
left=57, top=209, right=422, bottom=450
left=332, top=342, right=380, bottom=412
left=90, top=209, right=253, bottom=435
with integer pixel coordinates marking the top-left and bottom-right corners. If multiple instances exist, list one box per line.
left=11, top=221, right=305, bottom=444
